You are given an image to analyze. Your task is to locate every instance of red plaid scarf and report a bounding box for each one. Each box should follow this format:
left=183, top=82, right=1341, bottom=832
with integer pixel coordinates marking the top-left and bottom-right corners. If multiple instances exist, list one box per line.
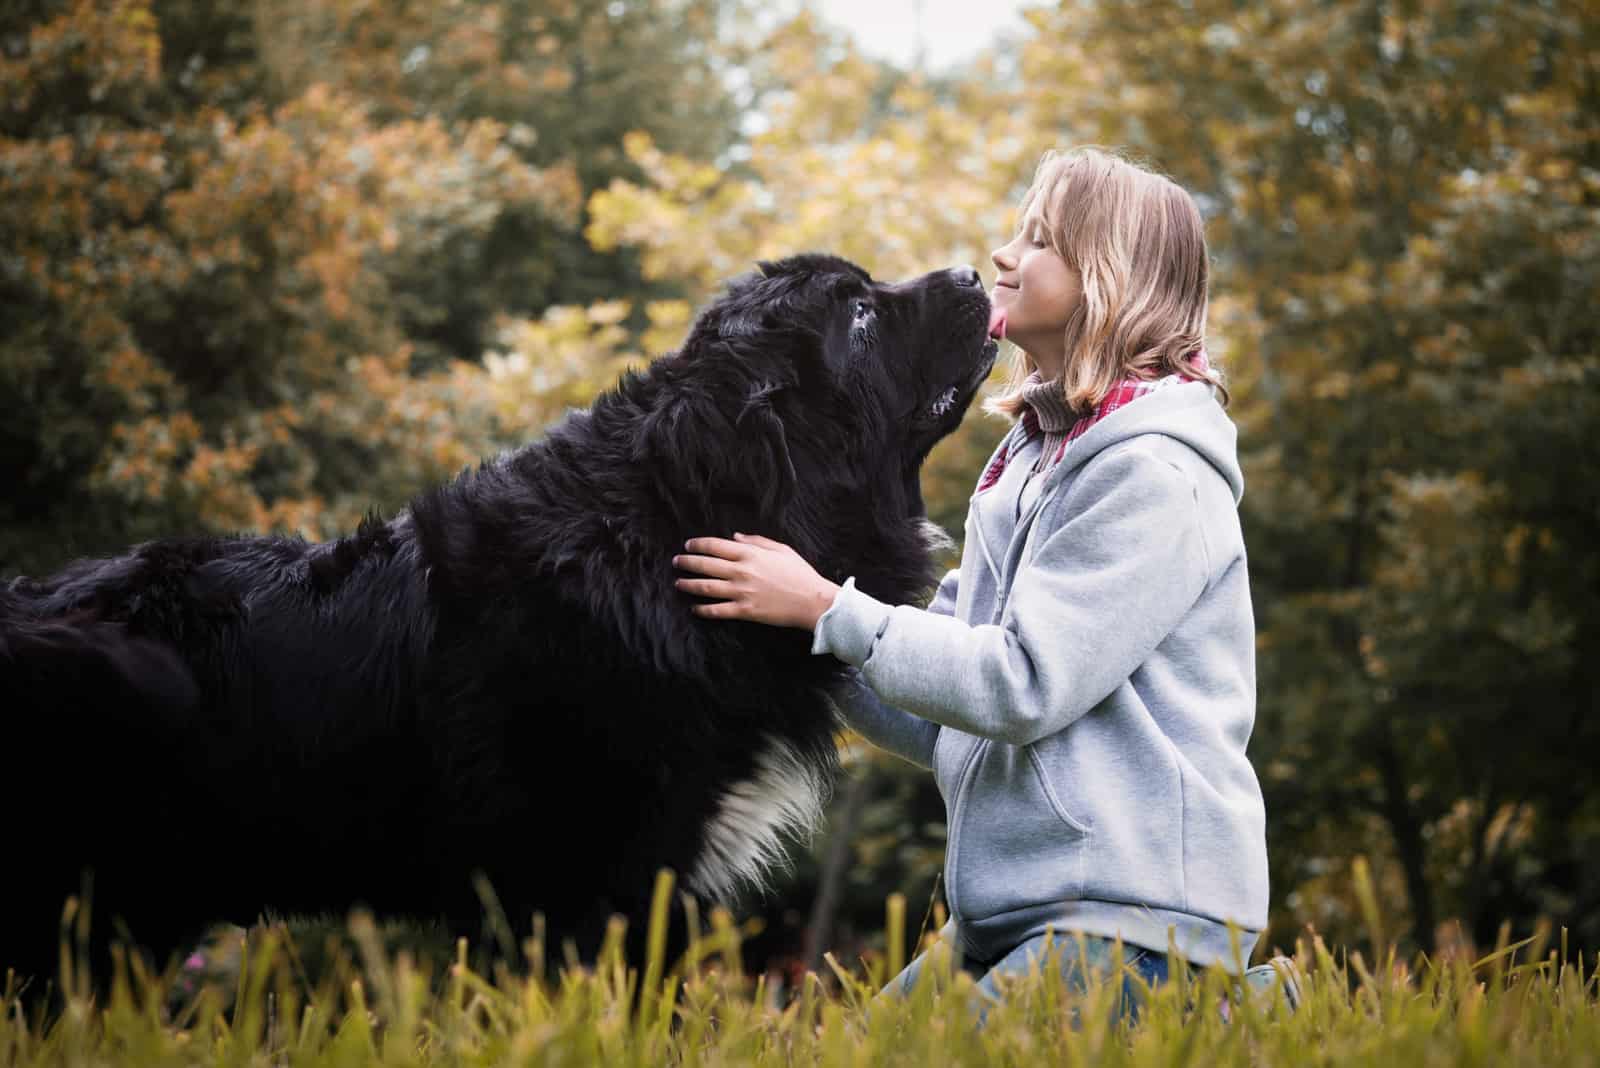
left=977, top=349, right=1211, bottom=493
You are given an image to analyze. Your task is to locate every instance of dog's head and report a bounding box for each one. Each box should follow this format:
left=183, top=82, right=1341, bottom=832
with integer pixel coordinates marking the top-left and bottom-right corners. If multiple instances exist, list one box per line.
left=680, top=253, right=995, bottom=516
left=624, top=253, right=992, bottom=606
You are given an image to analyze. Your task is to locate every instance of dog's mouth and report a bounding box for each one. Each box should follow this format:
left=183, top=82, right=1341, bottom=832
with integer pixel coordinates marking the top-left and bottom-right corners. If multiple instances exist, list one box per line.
left=922, top=322, right=998, bottom=421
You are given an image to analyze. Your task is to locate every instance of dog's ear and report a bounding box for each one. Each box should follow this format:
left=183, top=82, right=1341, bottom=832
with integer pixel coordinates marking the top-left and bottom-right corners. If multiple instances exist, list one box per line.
left=717, top=270, right=770, bottom=338
left=633, top=382, right=795, bottom=526
left=716, top=271, right=819, bottom=344
left=719, top=307, right=761, bottom=339
left=737, top=383, right=797, bottom=517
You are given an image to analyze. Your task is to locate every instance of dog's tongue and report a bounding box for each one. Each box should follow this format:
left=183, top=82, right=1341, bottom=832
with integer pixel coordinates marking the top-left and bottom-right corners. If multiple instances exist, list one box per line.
left=988, top=307, right=1007, bottom=340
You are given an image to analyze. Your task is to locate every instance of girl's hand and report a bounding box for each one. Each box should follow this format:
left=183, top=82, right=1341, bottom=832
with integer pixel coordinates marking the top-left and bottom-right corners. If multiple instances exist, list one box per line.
left=672, top=533, right=841, bottom=631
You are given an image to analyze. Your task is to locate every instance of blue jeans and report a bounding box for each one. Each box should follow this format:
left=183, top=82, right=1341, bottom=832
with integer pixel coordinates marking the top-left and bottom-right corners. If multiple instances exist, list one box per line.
left=881, top=930, right=1179, bottom=1026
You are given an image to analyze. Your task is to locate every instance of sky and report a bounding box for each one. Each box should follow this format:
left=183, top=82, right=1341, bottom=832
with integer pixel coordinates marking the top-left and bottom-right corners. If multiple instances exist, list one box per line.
left=809, top=0, right=1035, bottom=71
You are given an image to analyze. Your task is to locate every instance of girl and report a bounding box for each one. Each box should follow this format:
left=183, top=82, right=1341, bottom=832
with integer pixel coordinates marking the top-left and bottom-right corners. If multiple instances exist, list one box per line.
left=672, top=147, right=1283, bottom=1019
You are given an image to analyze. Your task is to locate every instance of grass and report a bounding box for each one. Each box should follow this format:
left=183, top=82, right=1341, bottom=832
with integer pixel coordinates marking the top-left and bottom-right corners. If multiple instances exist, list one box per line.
left=4, top=869, right=1598, bottom=1067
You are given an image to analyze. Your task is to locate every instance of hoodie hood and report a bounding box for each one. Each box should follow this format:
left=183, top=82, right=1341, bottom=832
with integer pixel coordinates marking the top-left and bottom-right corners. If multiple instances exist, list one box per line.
left=964, top=381, right=1243, bottom=589
left=1048, top=380, right=1244, bottom=504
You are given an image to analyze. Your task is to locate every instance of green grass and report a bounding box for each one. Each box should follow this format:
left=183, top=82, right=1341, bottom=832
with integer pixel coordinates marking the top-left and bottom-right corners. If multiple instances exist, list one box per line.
left=4, top=870, right=1598, bottom=1067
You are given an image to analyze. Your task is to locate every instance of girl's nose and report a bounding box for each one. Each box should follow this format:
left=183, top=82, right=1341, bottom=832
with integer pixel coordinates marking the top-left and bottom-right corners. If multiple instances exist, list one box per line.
left=991, top=244, right=1015, bottom=271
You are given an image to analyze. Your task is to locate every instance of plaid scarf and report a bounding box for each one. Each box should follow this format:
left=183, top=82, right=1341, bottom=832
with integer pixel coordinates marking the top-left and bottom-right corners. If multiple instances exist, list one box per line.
left=978, top=349, right=1211, bottom=493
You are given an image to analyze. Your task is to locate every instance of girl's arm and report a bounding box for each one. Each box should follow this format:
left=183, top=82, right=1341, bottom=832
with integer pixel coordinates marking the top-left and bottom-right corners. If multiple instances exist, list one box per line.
left=815, top=449, right=1208, bottom=746
left=675, top=447, right=1208, bottom=748
left=829, top=568, right=957, bottom=769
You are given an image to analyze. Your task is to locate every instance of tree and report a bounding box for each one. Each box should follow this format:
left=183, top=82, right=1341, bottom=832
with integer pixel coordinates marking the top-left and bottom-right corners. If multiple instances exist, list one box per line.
left=242, top=0, right=746, bottom=364
left=0, top=0, right=743, bottom=574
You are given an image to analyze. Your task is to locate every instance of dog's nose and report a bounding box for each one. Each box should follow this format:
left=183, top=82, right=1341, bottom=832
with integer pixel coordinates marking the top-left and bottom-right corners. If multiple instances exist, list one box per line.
left=950, top=265, right=982, bottom=287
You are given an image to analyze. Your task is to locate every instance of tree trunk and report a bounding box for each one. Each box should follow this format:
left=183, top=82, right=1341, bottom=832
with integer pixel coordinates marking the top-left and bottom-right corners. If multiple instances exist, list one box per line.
left=1374, top=725, right=1437, bottom=954
left=802, top=764, right=871, bottom=974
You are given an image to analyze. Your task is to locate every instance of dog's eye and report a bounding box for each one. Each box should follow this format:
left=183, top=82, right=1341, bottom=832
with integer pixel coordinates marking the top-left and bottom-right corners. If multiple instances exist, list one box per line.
left=848, top=299, right=876, bottom=351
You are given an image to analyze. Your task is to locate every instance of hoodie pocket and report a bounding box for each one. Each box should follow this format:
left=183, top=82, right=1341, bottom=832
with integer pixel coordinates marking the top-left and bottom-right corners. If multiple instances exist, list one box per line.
left=1025, top=745, right=1093, bottom=835
left=949, top=741, right=1091, bottom=921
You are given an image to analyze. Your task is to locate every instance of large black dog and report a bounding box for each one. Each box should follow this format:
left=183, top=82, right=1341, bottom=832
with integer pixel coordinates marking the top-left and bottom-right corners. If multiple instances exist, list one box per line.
left=0, top=254, right=995, bottom=985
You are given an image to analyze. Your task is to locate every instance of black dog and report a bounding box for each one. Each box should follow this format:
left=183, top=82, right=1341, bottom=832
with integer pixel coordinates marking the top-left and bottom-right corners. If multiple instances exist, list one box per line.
left=0, top=254, right=995, bottom=986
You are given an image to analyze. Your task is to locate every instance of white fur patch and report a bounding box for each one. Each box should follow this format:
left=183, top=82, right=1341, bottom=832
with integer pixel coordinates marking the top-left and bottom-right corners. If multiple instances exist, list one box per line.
left=913, top=517, right=957, bottom=557
left=687, top=740, right=831, bottom=903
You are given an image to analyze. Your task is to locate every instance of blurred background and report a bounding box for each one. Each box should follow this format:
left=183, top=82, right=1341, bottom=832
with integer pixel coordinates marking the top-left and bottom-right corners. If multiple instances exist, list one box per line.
left=2, top=0, right=1595, bottom=984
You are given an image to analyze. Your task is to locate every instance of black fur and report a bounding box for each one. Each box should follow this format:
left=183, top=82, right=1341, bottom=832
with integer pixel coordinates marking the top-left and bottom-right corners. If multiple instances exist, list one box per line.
left=0, top=254, right=995, bottom=985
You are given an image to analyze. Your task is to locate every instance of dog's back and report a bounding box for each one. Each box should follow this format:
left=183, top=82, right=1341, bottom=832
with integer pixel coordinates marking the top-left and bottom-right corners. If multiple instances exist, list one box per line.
left=0, top=490, right=805, bottom=990
left=0, top=522, right=446, bottom=986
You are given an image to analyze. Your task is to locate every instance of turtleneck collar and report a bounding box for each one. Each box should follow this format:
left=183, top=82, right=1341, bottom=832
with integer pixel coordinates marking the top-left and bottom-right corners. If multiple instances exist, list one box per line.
left=979, top=350, right=1215, bottom=493
left=1013, top=350, right=1211, bottom=478
left=1018, top=372, right=1077, bottom=434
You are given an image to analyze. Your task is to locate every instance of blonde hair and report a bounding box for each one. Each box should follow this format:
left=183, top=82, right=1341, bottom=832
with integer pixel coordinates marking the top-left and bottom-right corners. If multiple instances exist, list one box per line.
left=985, top=147, right=1228, bottom=419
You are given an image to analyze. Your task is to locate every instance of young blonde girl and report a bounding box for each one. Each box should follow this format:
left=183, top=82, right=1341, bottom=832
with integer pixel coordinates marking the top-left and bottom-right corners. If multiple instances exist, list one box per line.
left=673, top=147, right=1280, bottom=1018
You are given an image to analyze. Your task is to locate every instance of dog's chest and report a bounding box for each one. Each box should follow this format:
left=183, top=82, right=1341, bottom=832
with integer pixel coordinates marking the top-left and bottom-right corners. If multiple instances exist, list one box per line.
left=686, top=740, right=829, bottom=903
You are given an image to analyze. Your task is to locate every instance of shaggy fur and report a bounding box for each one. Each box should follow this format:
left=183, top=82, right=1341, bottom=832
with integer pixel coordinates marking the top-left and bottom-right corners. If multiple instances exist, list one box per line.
left=0, top=254, right=995, bottom=985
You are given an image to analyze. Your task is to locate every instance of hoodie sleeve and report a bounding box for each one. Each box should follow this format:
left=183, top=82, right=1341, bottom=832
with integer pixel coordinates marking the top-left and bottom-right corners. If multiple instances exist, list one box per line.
left=812, top=447, right=1208, bottom=747
left=829, top=567, right=956, bottom=769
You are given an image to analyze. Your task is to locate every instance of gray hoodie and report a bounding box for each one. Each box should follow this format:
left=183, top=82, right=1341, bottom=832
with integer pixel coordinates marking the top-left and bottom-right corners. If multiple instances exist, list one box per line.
left=813, top=381, right=1269, bottom=969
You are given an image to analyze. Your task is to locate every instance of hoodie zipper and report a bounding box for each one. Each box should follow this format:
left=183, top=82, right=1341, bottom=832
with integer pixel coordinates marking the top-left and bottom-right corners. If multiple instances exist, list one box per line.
left=948, top=440, right=1049, bottom=922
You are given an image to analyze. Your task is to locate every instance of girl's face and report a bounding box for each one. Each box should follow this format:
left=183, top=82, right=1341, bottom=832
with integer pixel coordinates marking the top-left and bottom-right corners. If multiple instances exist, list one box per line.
left=989, top=217, right=1082, bottom=378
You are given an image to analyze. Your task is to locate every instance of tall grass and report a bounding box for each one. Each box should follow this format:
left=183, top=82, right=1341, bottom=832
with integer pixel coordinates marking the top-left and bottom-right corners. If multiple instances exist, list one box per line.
left=4, top=868, right=1598, bottom=1066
